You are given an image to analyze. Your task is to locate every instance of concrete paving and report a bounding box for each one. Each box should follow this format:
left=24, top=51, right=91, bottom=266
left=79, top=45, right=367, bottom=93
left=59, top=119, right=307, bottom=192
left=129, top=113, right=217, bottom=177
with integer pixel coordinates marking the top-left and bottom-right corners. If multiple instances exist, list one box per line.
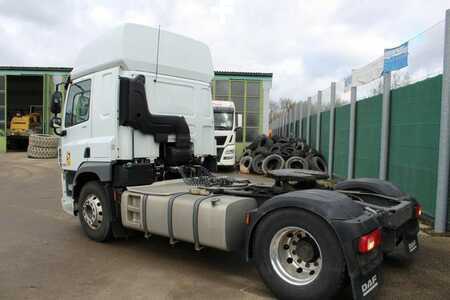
left=0, top=152, right=449, bottom=299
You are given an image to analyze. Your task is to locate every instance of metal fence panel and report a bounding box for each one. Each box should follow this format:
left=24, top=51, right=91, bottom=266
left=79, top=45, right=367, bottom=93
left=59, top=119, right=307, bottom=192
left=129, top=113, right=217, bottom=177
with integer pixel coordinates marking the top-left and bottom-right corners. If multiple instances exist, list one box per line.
left=388, top=75, right=442, bottom=217
left=333, top=104, right=350, bottom=178
left=310, top=114, right=317, bottom=148
left=354, top=95, right=382, bottom=178
left=320, top=110, right=330, bottom=162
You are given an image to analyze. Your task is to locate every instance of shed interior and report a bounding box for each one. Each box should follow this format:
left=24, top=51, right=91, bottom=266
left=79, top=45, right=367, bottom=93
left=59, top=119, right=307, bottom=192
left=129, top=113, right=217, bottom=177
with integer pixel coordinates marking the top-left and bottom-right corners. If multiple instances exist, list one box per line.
left=7, top=75, right=43, bottom=150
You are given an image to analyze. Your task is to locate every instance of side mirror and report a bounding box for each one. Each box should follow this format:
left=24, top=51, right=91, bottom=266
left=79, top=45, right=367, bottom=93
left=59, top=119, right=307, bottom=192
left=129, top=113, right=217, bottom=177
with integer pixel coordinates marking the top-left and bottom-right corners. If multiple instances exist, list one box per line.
left=236, top=114, right=243, bottom=130
left=51, top=91, right=62, bottom=114
left=51, top=116, right=62, bottom=128
left=50, top=116, right=66, bottom=136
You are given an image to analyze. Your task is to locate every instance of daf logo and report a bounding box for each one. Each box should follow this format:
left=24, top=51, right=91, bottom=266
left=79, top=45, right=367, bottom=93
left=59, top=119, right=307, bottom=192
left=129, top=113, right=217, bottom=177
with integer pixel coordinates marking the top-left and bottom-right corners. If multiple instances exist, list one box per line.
left=361, top=274, right=378, bottom=296
left=408, top=240, right=417, bottom=252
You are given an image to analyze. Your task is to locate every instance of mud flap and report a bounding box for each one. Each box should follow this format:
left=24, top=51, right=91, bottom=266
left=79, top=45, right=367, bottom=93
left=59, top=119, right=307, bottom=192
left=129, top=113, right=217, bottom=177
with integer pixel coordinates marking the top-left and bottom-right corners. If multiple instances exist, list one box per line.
left=350, top=266, right=382, bottom=300
left=403, top=233, right=419, bottom=255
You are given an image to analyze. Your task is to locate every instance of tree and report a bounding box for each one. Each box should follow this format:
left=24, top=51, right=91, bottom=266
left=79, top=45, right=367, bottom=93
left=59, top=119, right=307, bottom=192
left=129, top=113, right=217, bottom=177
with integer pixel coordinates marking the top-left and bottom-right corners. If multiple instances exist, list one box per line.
left=279, top=98, right=295, bottom=110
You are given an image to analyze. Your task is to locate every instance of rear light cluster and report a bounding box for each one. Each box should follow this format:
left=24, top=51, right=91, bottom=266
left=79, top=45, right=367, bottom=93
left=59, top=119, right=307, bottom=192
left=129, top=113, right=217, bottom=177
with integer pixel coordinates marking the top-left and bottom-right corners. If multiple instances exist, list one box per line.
left=415, top=204, right=422, bottom=218
left=358, top=228, right=382, bottom=253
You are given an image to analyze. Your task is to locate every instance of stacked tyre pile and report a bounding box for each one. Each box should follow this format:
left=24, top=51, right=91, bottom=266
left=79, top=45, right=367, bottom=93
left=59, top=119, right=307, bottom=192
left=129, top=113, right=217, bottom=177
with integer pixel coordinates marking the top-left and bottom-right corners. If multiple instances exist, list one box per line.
left=27, top=134, right=59, bottom=159
left=239, top=135, right=328, bottom=175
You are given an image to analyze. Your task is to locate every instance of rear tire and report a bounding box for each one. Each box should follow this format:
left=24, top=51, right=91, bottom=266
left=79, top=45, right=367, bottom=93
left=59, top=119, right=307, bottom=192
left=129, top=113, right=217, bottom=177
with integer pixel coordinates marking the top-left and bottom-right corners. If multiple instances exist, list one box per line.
left=78, top=181, right=113, bottom=242
left=254, top=209, right=346, bottom=300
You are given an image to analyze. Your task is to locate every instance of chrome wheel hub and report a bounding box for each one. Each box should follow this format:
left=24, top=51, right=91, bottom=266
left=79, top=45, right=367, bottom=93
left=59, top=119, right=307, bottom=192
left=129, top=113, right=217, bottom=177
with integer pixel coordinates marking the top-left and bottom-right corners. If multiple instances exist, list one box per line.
left=270, top=226, right=322, bottom=285
left=82, top=194, right=103, bottom=230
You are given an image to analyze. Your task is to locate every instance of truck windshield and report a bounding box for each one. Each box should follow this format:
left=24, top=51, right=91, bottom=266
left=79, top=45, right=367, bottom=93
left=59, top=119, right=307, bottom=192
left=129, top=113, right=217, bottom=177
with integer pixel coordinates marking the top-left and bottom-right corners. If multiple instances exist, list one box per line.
left=214, top=109, right=234, bottom=131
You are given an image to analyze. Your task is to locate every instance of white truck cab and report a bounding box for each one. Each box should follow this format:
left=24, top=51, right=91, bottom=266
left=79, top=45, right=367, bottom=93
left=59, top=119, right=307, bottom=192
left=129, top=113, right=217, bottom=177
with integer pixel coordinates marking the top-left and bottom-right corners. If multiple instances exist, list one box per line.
left=212, top=100, right=242, bottom=167
left=50, top=24, right=217, bottom=216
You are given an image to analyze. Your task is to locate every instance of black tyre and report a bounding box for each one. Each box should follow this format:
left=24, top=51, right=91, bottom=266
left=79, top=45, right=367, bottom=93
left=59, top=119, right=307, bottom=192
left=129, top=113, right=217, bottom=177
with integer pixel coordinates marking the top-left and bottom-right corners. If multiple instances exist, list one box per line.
left=78, top=181, right=113, bottom=242
left=29, top=134, right=59, bottom=148
left=285, top=156, right=309, bottom=169
left=252, top=146, right=270, bottom=157
left=309, top=156, right=328, bottom=173
left=239, top=156, right=253, bottom=174
left=27, top=145, right=58, bottom=159
left=242, top=149, right=252, bottom=157
left=254, top=209, right=346, bottom=300
left=251, top=154, right=266, bottom=175
left=262, top=154, right=285, bottom=175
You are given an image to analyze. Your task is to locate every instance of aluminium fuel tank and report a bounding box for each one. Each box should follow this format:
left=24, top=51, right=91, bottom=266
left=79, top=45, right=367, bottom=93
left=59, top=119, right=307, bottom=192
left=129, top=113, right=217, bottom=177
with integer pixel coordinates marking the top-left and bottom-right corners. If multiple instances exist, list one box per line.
left=121, top=179, right=257, bottom=251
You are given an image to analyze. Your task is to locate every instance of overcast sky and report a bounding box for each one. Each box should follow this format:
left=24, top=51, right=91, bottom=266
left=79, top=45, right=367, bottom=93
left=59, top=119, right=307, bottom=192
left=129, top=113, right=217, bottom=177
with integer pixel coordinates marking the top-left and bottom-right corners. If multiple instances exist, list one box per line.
left=0, top=0, right=448, bottom=101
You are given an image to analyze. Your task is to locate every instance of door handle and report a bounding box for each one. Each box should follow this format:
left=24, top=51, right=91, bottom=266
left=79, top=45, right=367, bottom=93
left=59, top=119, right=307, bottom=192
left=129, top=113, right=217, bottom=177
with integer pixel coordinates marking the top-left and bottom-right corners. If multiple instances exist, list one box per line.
left=84, top=147, right=90, bottom=158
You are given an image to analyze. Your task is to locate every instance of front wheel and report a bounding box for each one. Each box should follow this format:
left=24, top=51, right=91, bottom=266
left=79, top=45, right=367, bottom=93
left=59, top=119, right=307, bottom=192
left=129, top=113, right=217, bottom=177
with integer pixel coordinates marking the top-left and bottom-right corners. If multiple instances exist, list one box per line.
left=78, top=181, right=113, bottom=242
left=253, top=209, right=346, bottom=300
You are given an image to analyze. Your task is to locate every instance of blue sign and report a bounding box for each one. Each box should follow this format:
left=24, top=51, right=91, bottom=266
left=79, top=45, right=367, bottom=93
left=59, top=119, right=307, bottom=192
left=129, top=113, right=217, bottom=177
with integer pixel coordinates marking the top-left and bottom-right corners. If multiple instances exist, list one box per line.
left=383, top=42, right=408, bottom=73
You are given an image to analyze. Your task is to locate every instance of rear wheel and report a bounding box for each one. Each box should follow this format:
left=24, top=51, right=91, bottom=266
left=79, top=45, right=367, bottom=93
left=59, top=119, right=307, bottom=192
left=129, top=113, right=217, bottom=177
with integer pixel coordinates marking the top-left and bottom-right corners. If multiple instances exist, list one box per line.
left=254, top=209, right=346, bottom=300
left=78, top=181, right=113, bottom=242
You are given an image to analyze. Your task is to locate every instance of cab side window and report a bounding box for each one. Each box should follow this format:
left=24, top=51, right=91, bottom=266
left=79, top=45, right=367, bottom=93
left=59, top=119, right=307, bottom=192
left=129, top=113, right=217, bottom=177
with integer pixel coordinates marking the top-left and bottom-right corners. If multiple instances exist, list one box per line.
left=64, top=79, right=91, bottom=127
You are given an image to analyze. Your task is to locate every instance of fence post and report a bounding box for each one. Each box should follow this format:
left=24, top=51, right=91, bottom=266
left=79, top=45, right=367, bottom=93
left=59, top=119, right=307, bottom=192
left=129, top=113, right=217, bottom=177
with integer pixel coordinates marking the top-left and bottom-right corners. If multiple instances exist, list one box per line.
left=306, top=97, right=311, bottom=144
left=299, top=101, right=303, bottom=139
left=289, top=106, right=292, bottom=136
left=435, top=9, right=450, bottom=233
left=347, top=86, right=357, bottom=179
left=287, top=107, right=291, bottom=136
left=316, top=91, right=322, bottom=150
left=379, top=72, right=392, bottom=180
left=295, top=102, right=299, bottom=137
left=328, top=82, right=336, bottom=178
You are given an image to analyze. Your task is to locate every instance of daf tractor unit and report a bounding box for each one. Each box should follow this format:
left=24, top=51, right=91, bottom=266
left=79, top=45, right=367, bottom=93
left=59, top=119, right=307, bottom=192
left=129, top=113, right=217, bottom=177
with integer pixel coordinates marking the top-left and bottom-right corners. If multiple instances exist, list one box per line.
left=213, top=100, right=242, bottom=167
left=50, top=24, right=420, bottom=300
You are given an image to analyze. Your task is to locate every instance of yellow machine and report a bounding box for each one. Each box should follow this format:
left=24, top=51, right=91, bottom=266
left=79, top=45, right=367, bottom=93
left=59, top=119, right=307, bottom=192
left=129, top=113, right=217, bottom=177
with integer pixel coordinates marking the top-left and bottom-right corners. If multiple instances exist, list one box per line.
left=9, top=112, right=41, bottom=136
left=8, top=105, right=42, bottom=138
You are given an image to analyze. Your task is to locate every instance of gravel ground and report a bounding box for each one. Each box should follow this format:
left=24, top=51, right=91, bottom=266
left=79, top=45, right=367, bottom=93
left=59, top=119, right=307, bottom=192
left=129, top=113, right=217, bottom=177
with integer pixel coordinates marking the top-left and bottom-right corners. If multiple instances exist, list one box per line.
left=0, top=152, right=449, bottom=299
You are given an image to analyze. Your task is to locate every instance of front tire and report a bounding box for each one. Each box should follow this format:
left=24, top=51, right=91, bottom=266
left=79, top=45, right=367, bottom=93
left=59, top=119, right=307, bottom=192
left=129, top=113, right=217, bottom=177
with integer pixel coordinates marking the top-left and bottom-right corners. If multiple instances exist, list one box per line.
left=254, top=209, right=346, bottom=300
left=78, top=181, right=113, bottom=242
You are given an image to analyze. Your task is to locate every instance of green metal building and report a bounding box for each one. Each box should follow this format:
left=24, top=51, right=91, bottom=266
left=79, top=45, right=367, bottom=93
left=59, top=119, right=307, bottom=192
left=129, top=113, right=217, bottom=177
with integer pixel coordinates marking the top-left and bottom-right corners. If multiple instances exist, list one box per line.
left=0, top=67, right=272, bottom=155
left=0, top=66, right=71, bottom=152
left=212, top=71, right=273, bottom=156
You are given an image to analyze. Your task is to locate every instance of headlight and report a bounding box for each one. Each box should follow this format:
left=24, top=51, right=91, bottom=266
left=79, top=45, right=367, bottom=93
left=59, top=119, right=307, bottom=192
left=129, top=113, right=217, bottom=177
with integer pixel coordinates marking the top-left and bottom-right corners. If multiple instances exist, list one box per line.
left=224, top=148, right=235, bottom=155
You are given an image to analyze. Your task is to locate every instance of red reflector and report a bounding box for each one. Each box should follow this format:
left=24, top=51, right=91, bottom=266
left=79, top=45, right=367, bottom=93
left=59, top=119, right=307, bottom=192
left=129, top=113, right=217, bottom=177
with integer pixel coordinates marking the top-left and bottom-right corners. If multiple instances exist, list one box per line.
left=244, top=213, right=251, bottom=225
left=358, top=228, right=382, bottom=253
left=415, top=204, right=422, bottom=218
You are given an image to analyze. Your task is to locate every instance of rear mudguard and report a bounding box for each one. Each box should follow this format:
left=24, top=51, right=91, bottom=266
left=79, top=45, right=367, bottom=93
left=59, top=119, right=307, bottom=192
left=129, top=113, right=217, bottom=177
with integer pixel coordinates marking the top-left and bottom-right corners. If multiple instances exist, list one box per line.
left=245, top=189, right=383, bottom=299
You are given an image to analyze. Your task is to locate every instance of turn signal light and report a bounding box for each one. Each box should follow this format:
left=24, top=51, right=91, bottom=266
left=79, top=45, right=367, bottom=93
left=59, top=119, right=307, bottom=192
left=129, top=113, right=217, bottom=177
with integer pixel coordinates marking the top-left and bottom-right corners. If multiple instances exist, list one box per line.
left=358, top=228, right=382, bottom=253
left=415, top=204, right=422, bottom=218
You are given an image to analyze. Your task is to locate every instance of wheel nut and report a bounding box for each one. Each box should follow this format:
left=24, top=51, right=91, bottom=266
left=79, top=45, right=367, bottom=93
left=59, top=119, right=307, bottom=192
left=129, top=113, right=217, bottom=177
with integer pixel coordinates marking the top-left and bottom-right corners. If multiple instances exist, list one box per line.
left=287, top=257, right=293, bottom=264
left=297, top=268, right=303, bottom=273
left=283, top=244, right=289, bottom=250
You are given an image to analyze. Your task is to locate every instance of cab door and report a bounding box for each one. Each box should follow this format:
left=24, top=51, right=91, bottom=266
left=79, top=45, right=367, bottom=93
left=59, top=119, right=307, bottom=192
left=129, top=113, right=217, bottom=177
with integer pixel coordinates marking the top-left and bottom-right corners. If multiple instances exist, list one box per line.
left=60, top=78, right=92, bottom=171
left=0, top=76, right=6, bottom=152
